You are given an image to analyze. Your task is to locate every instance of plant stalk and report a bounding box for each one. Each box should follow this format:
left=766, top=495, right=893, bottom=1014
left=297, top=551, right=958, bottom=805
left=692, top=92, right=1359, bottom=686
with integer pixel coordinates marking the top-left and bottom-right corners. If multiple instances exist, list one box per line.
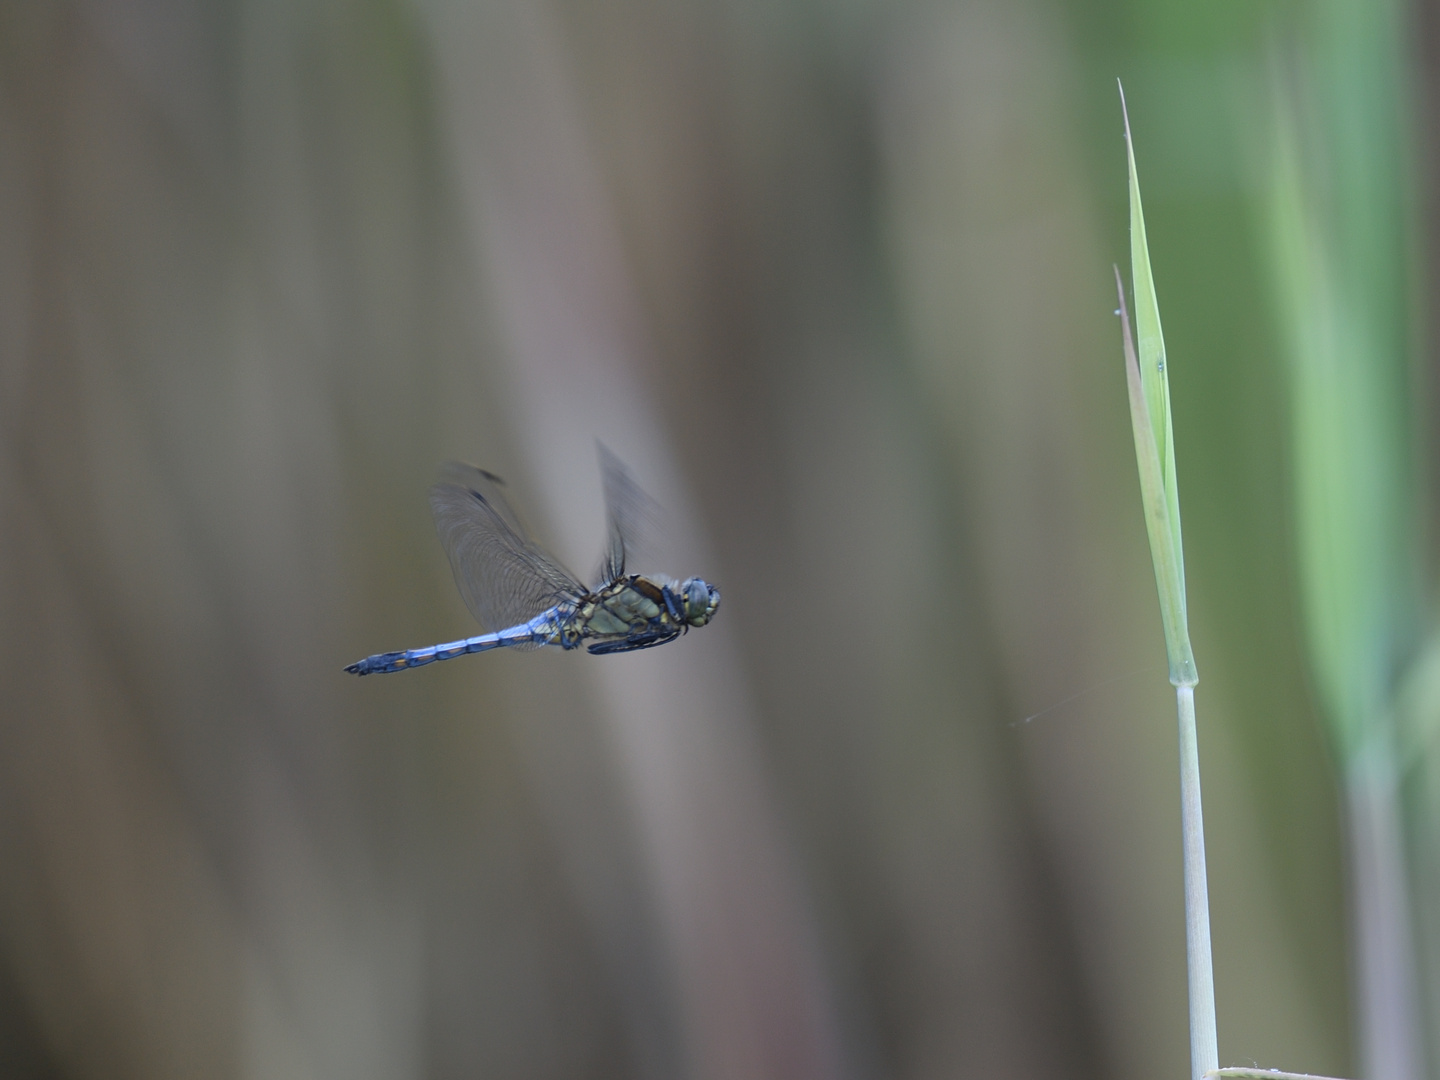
left=1177, top=684, right=1218, bottom=1080
left=1347, top=732, right=1421, bottom=1080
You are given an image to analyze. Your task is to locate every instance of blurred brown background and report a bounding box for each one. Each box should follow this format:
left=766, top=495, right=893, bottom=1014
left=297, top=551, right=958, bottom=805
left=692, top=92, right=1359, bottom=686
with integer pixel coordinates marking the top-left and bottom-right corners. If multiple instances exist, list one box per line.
left=0, top=1, right=1396, bottom=1078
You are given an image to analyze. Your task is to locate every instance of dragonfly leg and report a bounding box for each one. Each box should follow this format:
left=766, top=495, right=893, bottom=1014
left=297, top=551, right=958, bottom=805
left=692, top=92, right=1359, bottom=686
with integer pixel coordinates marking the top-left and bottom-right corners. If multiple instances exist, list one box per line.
left=585, top=628, right=682, bottom=655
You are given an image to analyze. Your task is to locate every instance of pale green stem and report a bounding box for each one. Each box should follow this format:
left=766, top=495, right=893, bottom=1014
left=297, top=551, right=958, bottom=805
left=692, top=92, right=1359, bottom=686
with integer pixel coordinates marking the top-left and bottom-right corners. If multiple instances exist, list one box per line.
left=1347, top=732, right=1421, bottom=1080
left=1178, top=684, right=1218, bottom=1080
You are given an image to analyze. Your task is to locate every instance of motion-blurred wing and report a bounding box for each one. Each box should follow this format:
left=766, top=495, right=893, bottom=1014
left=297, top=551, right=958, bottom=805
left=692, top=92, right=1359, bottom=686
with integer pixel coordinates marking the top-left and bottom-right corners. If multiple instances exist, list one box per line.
left=431, top=464, right=586, bottom=637
left=596, top=444, right=662, bottom=587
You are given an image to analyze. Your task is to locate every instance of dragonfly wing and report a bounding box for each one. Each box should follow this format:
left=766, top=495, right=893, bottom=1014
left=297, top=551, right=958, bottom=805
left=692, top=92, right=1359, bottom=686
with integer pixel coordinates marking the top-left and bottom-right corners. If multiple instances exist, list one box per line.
left=596, top=444, right=663, bottom=587
left=431, top=464, right=587, bottom=636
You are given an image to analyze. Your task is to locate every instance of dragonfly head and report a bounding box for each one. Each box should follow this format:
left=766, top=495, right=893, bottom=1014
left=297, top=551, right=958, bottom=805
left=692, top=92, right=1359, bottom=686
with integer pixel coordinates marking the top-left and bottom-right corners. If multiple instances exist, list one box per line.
left=680, top=577, right=720, bottom=627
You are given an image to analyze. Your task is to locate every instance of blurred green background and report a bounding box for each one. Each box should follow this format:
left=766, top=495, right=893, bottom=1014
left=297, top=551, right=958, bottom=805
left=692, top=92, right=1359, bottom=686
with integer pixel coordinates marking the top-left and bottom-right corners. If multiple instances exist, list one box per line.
left=0, top=1, right=1433, bottom=1078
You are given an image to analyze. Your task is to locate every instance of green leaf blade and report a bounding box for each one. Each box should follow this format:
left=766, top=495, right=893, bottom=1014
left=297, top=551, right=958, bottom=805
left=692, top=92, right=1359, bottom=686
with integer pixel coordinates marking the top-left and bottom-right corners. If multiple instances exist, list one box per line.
left=1119, top=85, right=1196, bottom=687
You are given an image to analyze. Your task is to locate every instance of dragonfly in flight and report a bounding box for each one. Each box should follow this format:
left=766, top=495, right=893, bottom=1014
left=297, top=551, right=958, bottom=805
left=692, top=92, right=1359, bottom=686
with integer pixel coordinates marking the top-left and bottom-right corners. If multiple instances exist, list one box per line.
left=346, top=449, right=720, bottom=675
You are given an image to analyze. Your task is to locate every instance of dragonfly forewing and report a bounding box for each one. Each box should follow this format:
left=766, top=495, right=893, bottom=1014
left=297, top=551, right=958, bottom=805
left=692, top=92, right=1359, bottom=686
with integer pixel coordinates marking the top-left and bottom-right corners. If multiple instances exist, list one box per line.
left=595, top=444, right=663, bottom=588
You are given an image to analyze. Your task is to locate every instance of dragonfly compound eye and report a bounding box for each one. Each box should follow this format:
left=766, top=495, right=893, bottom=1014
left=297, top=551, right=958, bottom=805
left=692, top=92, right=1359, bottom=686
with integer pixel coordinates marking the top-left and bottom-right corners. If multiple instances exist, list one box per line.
left=682, top=578, right=720, bottom=627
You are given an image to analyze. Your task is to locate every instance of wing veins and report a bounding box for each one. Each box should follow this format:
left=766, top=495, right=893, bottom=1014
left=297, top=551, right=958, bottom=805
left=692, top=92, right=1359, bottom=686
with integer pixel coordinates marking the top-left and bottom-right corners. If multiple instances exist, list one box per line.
left=431, top=464, right=585, bottom=635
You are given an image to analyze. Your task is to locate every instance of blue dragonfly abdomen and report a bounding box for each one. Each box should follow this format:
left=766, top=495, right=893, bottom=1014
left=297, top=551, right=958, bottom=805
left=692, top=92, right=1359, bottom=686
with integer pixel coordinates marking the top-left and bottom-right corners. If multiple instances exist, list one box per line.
left=345, top=608, right=572, bottom=675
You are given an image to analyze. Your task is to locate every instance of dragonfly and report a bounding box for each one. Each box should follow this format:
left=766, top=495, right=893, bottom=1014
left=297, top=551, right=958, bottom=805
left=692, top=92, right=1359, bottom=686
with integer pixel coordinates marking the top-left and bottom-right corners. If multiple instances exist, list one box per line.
left=346, top=448, right=720, bottom=675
